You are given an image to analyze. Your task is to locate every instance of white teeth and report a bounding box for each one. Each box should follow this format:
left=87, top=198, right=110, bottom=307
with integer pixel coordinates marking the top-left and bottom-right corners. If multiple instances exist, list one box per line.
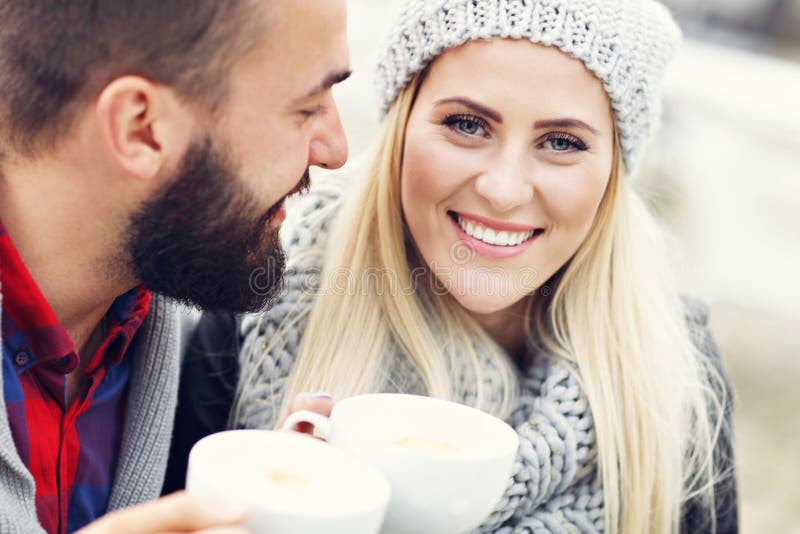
left=456, top=215, right=537, bottom=247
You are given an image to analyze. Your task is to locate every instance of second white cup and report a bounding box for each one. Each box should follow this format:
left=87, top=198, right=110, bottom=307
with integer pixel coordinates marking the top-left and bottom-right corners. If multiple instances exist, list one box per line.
left=283, top=393, right=519, bottom=534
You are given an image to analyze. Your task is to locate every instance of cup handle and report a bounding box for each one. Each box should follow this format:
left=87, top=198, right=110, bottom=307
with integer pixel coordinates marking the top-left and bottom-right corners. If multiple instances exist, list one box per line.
left=281, top=410, right=333, bottom=440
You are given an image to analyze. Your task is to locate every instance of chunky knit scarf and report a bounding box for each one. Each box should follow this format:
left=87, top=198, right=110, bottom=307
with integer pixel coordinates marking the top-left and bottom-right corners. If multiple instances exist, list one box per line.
left=232, top=178, right=604, bottom=533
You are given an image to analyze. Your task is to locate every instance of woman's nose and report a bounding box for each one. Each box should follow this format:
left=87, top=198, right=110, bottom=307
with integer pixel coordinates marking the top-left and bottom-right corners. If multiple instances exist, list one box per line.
left=474, top=157, right=535, bottom=212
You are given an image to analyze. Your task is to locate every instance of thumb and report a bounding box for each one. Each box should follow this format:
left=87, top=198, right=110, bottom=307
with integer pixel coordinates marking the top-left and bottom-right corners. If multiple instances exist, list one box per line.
left=82, top=491, right=248, bottom=533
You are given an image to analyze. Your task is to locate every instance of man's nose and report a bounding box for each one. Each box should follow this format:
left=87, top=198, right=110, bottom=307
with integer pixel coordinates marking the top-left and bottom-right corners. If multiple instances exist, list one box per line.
left=309, top=98, right=348, bottom=170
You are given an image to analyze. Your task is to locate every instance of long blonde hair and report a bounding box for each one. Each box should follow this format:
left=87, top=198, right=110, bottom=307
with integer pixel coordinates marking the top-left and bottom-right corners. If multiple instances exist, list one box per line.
left=241, top=74, right=727, bottom=533
left=267, top=75, right=520, bottom=418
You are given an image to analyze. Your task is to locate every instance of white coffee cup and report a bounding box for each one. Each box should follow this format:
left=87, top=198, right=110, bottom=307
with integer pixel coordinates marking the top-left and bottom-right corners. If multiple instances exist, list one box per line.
left=186, top=429, right=391, bottom=534
left=283, top=394, right=519, bottom=534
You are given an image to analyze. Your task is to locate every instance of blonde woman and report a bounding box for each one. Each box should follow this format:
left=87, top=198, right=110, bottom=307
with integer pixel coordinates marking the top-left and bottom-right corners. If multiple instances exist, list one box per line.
left=173, top=0, right=738, bottom=531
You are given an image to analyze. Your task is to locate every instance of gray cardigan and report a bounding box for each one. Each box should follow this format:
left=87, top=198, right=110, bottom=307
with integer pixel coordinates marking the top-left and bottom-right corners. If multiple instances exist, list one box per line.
left=0, top=278, right=182, bottom=533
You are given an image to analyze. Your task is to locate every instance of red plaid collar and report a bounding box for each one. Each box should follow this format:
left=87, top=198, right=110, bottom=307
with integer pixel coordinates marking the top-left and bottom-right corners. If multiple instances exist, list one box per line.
left=0, top=218, right=150, bottom=372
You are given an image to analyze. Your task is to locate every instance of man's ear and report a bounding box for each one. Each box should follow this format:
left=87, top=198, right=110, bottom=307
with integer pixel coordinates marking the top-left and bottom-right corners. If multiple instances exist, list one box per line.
left=96, top=76, right=195, bottom=180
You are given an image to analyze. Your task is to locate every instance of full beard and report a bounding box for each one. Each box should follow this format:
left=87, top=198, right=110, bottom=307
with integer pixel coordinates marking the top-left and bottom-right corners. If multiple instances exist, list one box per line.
left=125, top=136, right=309, bottom=313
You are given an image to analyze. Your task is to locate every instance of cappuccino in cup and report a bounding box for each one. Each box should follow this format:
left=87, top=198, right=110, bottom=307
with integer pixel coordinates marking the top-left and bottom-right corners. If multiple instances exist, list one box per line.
left=186, top=430, right=390, bottom=534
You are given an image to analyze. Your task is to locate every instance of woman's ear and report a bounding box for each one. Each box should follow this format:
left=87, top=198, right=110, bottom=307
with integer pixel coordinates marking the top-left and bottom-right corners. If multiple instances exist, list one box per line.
left=96, top=76, right=195, bottom=181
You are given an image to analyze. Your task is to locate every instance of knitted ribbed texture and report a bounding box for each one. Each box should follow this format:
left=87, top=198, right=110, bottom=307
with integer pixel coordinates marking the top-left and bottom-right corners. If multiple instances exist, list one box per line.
left=233, top=178, right=605, bottom=533
left=0, top=284, right=182, bottom=532
left=107, top=296, right=182, bottom=511
left=0, top=273, right=42, bottom=533
left=375, top=0, right=682, bottom=175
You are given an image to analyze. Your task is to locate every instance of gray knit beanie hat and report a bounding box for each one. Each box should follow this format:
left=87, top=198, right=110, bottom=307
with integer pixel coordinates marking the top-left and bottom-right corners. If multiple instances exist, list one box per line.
left=375, top=0, right=682, bottom=174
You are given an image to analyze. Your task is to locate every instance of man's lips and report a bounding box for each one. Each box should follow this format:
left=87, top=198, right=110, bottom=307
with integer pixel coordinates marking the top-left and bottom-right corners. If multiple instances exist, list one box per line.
left=266, top=171, right=309, bottom=229
left=270, top=205, right=287, bottom=226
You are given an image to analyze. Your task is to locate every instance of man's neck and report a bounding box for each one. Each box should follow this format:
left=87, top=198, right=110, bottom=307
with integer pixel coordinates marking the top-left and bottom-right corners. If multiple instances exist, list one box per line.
left=0, top=157, right=136, bottom=356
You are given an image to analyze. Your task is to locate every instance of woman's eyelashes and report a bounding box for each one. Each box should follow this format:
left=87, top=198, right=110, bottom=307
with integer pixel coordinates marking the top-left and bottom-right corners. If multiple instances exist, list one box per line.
left=539, top=132, right=589, bottom=153
left=440, top=112, right=590, bottom=153
left=442, top=113, right=491, bottom=138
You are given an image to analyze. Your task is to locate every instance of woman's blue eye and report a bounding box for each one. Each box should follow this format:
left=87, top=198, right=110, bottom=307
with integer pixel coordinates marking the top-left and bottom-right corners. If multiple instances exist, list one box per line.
left=456, top=119, right=481, bottom=135
left=550, top=137, right=573, bottom=151
left=542, top=134, right=588, bottom=152
left=443, top=114, right=489, bottom=137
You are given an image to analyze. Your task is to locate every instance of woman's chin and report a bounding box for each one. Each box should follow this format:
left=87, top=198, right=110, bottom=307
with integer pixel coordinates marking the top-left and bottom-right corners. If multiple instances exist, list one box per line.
left=448, top=291, right=529, bottom=318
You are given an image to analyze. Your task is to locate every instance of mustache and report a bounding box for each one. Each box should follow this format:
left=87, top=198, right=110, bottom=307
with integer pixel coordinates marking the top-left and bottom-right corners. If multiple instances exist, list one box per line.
left=263, top=168, right=311, bottom=222
left=291, top=168, right=312, bottom=198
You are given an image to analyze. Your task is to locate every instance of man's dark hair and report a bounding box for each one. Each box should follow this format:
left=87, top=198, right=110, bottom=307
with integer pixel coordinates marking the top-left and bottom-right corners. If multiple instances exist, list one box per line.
left=0, top=0, right=263, bottom=156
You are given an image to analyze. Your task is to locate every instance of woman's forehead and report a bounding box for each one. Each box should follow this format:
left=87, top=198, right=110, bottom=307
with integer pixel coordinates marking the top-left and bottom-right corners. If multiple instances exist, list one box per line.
left=421, top=38, right=612, bottom=122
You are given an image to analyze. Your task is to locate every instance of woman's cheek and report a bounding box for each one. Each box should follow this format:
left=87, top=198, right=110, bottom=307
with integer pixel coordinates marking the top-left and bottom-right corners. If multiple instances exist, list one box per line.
left=403, top=135, right=474, bottom=202
left=538, top=170, right=607, bottom=231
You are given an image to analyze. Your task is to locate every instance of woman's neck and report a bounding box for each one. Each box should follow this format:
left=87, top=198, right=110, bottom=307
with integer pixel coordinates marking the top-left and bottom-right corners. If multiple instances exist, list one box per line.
left=469, top=299, right=530, bottom=359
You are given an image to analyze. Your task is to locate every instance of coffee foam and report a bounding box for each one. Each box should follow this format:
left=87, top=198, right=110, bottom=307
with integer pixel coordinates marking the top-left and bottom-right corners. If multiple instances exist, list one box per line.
left=188, top=431, right=389, bottom=518
left=266, top=469, right=312, bottom=490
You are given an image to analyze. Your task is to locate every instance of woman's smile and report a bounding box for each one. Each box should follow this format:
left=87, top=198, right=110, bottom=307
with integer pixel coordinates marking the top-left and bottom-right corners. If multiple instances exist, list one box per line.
left=447, top=211, right=544, bottom=260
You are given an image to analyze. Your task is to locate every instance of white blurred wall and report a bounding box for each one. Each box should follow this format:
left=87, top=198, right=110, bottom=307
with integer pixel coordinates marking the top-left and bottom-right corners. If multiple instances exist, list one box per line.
left=660, top=40, right=800, bottom=320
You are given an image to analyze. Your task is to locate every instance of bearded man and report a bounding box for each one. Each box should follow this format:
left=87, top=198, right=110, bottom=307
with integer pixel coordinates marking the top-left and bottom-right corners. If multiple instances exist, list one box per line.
left=0, top=1, right=350, bottom=532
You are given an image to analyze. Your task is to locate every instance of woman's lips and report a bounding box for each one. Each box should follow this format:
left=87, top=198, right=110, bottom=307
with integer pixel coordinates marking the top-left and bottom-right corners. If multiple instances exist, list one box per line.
left=448, top=213, right=543, bottom=260
left=453, top=211, right=539, bottom=233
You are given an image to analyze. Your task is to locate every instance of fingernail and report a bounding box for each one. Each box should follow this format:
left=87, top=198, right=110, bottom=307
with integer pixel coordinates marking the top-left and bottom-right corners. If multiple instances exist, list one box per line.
left=308, top=391, right=332, bottom=400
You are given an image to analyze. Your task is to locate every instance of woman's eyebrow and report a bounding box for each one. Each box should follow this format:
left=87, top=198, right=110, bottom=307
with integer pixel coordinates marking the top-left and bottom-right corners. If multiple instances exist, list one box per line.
left=434, top=97, right=503, bottom=123
left=534, top=118, right=599, bottom=135
left=435, top=96, right=599, bottom=135
left=434, top=98, right=599, bottom=136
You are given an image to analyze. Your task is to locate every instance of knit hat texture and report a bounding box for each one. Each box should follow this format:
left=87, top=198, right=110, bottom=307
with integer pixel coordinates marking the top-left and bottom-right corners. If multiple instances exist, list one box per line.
left=375, top=0, right=682, bottom=174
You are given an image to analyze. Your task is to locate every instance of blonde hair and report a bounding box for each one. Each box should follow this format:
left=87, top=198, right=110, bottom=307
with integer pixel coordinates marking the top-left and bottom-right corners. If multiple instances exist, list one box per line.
left=239, top=74, right=727, bottom=533
left=267, top=75, right=520, bottom=418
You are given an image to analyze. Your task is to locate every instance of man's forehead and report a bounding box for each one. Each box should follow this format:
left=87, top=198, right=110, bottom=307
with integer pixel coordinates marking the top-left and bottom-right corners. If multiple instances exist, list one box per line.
left=265, top=0, right=348, bottom=41
left=259, top=0, right=350, bottom=96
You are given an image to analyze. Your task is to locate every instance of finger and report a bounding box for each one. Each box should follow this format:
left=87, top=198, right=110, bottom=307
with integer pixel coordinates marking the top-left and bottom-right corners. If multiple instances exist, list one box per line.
left=162, top=528, right=251, bottom=534
left=289, top=391, right=334, bottom=416
left=196, top=528, right=252, bottom=534
left=275, top=392, right=333, bottom=433
left=100, top=491, right=248, bottom=533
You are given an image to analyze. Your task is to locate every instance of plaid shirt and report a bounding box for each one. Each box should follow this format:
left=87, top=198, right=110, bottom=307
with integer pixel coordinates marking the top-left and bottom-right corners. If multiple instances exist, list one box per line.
left=0, top=219, right=151, bottom=533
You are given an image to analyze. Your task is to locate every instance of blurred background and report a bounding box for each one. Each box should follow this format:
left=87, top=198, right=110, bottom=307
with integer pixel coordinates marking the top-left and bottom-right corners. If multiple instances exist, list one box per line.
left=329, top=1, right=800, bottom=531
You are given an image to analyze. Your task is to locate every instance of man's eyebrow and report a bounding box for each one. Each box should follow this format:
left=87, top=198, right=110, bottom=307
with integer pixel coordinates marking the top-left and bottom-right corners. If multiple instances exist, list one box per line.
left=300, top=69, right=352, bottom=100
left=534, top=118, right=599, bottom=135
left=434, top=97, right=503, bottom=123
